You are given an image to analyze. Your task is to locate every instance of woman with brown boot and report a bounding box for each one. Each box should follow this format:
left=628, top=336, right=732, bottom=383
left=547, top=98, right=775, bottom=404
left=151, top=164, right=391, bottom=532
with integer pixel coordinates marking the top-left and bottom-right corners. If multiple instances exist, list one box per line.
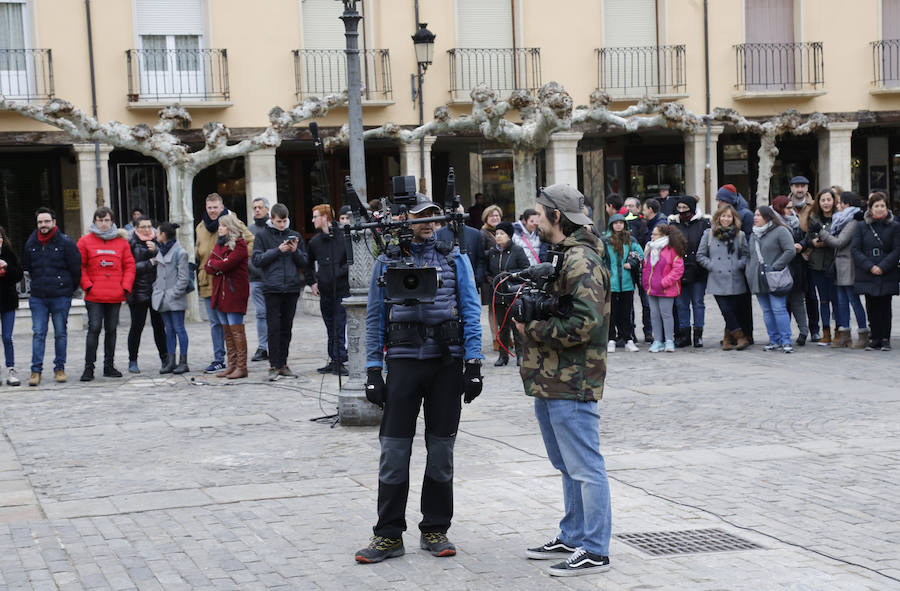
left=697, top=205, right=751, bottom=350
left=205, top=214, right=250, bottom=379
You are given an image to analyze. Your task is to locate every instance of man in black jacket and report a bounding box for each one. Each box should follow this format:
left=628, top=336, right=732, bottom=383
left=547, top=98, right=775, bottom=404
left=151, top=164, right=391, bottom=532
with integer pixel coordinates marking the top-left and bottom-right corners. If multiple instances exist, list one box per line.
left=250, top=203, right=308, bottom=381
left=248, top=198, right=270, bottom=362
left=305, top=204, right=350, bottom=376
left=436, top=207, right=485, bottom=289
left=22, top=207, right=82, bottom=386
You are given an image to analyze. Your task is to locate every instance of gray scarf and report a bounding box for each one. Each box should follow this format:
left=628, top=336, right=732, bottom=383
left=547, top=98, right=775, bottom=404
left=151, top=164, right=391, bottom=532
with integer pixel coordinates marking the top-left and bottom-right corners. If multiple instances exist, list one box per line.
left=752, top=222, right=773, bottom=238
left=90, top=223, right=119, bottom=241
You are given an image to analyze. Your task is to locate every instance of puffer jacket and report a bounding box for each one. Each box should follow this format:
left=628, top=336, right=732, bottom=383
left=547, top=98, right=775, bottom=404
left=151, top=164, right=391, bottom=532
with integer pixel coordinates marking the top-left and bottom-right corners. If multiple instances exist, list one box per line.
left=670, top=213, right=711, bottom=284
left=745, top=224, right=796, bottom=294
left=22, top=229, right=82, bottom=298
left=152, top=242, right=190, bottom=312
left=0, top=245, right=24, bottom=313
left=77, top=230, right=136, bottom=304
left=642, top=245, right=684, bottom=297
left=128, top=233, right=158, bottom=304
left=518, top=228, right=610, bottom=402
left=205, top=238, right=250, bottom=314
left=250, top=221, right=308, bottom=294
left=696, top=228, right=749, bottom=296
left=851, top=211, right=900, bottom=296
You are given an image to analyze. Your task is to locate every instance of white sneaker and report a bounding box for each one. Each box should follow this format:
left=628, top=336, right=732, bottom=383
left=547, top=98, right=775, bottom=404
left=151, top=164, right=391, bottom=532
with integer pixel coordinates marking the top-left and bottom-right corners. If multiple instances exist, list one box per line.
left=625, top=340, right=639, bottom=352
left=6, top=368, right=20, bottom=386
left=607, top=340, right=616, bottom=353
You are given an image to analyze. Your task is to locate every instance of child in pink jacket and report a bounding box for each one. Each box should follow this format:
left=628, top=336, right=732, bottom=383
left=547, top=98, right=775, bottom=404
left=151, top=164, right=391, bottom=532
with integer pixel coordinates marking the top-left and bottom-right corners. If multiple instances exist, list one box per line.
left=642, top=224, right=686, bottom=352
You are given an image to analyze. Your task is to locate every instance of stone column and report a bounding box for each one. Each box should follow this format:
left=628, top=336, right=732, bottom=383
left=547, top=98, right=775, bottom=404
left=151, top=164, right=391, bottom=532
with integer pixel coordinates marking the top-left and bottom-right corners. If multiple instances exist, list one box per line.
left=244, top=148, right=278, bottom=215
left=338, top=230, right=381, bottom=426
left=817, top=122, right=858, bottom=191
left=400, top=136, right=437, bottom=195
left=73, top=143, right=114, bottom=235
left=684, top=125, right=724, bottom=214
left=545, top=131, right=583, bottom=187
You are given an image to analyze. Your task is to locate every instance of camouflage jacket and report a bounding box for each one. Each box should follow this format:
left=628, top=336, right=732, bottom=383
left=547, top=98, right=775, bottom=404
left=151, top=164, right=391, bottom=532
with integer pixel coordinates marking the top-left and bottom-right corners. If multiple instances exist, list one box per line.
left=519, top=228, right=611, bottom=402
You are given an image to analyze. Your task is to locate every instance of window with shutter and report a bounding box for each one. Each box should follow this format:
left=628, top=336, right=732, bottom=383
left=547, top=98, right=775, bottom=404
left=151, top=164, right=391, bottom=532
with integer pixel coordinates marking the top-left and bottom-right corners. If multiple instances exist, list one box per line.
left=744, top=0, right=794, bottom=90
left=881, top=0, right=900, bottom=86
left=0, top=1, right=28, bottom=95
left=602, top=0, right=658, bottom=96
left=134, top=0, right=208, bottom=100
left=453, top=0, right=515, bottom=97
left=300, top=0, right=351, bottom=96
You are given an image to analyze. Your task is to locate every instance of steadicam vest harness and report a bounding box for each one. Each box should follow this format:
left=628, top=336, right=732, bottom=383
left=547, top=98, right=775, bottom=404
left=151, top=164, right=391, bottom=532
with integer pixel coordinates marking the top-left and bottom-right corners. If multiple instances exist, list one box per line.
left=385, top=241, right=464, bottom=359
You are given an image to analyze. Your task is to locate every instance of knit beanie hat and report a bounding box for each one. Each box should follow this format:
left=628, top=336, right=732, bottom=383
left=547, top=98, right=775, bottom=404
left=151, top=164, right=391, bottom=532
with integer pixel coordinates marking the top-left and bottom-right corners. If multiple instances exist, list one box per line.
left=496, top=221, right=515, bottom=238
left=716, top=185, right=738, bottom=205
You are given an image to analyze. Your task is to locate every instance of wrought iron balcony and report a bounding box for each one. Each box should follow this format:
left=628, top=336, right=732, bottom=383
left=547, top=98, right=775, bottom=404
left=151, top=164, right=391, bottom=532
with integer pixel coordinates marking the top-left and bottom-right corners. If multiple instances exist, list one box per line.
left=0, top=49, right=53, bottom=100
left=596, top=45, right=686, bottom=98
left=293, top=49, right=393, bottom=102
left=872, top=40, right=900, bottom=89
left=448, top=48, right=541, bottom=101
left=734, top=42, right=824, bottom=93
left=126, top=48, right=230, bottom=103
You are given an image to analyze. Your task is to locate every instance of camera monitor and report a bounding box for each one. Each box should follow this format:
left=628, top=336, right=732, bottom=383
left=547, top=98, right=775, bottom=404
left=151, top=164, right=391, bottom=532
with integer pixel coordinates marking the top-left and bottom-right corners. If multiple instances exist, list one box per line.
left=384, top=266, right=439, bottom=304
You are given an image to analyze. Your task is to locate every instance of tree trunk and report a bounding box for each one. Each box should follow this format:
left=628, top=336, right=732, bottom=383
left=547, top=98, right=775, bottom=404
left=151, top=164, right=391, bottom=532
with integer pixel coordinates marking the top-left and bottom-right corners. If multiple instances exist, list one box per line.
left=512, top=149, right=538, bottom=218
left=164, top=165, right=201, bottom=320
left=755, top=133, right=778, bottom=207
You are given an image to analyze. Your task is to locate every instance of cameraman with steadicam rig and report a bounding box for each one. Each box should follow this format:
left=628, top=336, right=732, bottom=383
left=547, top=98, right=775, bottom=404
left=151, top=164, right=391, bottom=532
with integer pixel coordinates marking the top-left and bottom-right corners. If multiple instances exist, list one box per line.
left=355, top=192, right=483, bottom=564
left=512, top=184, right=614, bottom=578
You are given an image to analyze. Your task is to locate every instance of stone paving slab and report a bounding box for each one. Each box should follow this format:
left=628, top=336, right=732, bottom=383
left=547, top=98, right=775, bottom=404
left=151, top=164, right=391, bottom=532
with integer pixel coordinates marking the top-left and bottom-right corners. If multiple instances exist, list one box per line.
left=0, top=295, right=898, bottom=589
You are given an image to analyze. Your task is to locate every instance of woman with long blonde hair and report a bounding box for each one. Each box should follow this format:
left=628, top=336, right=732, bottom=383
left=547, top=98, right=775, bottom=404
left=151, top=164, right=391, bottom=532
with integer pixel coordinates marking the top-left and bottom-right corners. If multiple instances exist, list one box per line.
left=204, top=214, right=250, bottom=378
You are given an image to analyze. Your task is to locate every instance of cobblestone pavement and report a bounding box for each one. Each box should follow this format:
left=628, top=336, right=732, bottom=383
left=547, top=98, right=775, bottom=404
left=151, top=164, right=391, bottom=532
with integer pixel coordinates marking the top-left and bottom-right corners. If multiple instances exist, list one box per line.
left=0, top=294, right=898, bottom=590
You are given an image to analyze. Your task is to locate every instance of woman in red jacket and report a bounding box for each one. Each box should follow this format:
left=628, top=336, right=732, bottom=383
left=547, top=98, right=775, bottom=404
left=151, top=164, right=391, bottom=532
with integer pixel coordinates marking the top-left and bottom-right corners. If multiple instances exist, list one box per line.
left=205, top=214, right=250, bottom=379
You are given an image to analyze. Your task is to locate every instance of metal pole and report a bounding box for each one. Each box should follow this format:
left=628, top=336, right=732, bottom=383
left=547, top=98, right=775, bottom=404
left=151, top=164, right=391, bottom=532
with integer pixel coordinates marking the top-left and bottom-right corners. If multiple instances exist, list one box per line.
left=85, top=0, right=103, bottom=206
left=341, top=1, right=367, bottom=201
left=417, top=63, right=425, bottom=183
left=703, top=0, right=712, bottom=211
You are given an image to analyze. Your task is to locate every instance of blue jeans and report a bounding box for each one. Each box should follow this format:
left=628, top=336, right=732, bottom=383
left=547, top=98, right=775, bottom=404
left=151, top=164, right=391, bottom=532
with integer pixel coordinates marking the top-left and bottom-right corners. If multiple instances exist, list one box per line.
left=203, top=297, right=225, bottom=363
left=319, top=294, right=347, bottom=363
left=534, top=397, right=612, bottom=556
left=249, top=281, right=267, bottom=350
left=756, top=293, right=792, bottom=345
left=676, top=280, right=707, bottom=328
left=809, top=269, right=837, bottom=328
left=29, top=296, right=71, bottom=373
left=835, top=285, right=867, bottom=330
left=160, top=310, right=188, bottom=356
left=211, top=309, right=244, bottom=325
left=1, top=309, right=15, bottom=367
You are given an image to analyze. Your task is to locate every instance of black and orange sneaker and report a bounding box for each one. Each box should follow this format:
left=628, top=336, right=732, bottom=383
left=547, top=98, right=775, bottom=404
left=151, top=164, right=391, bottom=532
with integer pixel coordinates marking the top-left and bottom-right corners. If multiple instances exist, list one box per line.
left=420, top=532, right=456, bottom=557
left=355, top=536, right=404, bottom=563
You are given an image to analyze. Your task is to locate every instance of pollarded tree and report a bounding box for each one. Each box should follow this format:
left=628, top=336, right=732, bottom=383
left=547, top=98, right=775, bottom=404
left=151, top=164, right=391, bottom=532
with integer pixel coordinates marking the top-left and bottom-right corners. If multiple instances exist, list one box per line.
left=0, top=93, right=346, bottom=315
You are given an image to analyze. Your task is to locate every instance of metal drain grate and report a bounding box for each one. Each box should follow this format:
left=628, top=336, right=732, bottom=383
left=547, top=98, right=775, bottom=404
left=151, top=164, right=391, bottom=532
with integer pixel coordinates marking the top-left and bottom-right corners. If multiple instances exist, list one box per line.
left=614, top=528, right=763, bottom=556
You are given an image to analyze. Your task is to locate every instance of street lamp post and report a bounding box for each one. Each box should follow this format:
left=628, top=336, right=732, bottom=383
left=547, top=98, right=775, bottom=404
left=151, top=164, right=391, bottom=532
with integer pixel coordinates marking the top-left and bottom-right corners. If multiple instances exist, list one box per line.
left=410, top=22, right=435, bottom=190
left=338, top=0, right=367, bottom=201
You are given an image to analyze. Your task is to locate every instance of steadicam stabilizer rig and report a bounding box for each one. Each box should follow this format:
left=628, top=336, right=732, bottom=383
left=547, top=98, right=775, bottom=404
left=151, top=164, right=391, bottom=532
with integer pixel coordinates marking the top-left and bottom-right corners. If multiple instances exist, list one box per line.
left=341, top=167, right=469, bottom=305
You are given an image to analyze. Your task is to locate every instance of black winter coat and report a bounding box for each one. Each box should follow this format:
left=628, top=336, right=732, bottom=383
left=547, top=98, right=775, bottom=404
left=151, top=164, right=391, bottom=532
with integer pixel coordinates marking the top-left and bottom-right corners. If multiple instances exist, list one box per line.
left=671, top=214, right=711, bottom=284
left=128, top=235, right=158, bottom=304
left=305, top=230, right=350, bottom=298
left=487, top=243, right=529, bottom=280
left=22, top=230, right=82, bottom=299
left=437, top=225, right=485, bottom=289
left=0, top=245, right=24, bottom=313
left=251, top=223, right=308, bottom=294
left=851, top=211, right=900, bottom=296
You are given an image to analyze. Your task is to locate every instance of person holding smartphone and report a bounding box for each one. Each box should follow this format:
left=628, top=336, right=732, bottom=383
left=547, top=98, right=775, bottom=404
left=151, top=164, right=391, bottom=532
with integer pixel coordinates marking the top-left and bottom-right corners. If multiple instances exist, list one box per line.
left=250, top=203, right=308, bottom=380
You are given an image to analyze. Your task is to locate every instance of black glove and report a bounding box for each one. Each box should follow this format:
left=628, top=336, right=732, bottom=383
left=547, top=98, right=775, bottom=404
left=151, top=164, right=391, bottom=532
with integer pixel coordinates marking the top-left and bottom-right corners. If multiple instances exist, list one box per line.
left=463, top=361, right=483, bottom=404
left=365, top=367, right=386, bottom=409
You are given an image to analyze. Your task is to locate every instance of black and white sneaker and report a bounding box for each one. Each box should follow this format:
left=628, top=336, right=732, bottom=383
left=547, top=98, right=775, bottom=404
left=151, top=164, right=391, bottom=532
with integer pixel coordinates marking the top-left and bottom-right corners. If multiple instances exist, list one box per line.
left=548, top=548, right=610, bottom=577
left=762, top=343, right=781, bottom=352
left=526, top=537, right=576, bottom=560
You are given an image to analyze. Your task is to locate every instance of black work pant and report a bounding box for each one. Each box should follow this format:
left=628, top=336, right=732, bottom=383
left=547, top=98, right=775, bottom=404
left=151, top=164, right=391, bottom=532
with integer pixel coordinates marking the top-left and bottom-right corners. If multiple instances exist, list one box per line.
left=128, top=301, right=167, bottom=362
left=865, top=294, right=894, bottom=343
left=375, top=357, right=464, bottom=538
left=265, top=292, right=299, bottom=369
left=805, top=269, right=821, bottom=333
left=319, top=294, right=347, bottom=363
left=610, top=291, right=634, bottom=342
left=85, top=302, right=120, bottom=368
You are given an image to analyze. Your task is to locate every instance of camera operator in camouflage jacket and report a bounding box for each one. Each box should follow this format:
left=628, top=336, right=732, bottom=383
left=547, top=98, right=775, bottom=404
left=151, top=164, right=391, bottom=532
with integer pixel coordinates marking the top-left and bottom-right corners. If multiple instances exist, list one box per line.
left=513, top=184, right=614, bottom=578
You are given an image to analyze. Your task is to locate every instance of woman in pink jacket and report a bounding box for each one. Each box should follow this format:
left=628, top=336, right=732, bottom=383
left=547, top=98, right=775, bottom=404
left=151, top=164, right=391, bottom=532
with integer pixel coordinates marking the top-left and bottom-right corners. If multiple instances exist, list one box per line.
left=642, top=224, right=686, bottom=352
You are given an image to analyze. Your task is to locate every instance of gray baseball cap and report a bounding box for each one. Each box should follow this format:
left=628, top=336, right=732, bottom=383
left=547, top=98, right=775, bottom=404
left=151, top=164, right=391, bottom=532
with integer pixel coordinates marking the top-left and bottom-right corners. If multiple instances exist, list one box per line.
left=409, top=193, right=441, bottom=215
left=536, top=184, right=593, bottom=226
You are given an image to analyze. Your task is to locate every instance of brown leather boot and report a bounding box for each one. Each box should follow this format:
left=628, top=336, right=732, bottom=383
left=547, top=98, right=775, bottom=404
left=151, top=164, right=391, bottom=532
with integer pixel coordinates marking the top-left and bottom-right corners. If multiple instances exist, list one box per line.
left=226, top=325, right=249, bottom=379
left=722, top=328, right=735, bottom=351
left=831, top=327, right=852, bottom=348
left=732, top=329, right=751, bottom=350
left=819, top=326, right=832, bottom=345
left=217, top=325, right=235, bottom=377
left=852, top=328, right=870, bottom=349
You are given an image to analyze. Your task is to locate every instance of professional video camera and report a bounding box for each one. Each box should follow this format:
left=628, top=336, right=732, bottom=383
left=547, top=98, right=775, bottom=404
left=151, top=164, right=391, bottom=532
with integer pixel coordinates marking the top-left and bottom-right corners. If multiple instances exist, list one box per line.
left=491, top=254, right=573, bottom=323
left=341, top=168, right=469, bottom=305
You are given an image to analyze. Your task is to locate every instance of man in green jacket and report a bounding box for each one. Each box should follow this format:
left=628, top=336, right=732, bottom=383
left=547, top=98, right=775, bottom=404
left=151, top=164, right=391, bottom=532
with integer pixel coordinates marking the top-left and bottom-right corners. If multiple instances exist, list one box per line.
left=513, top=184, right=613, bottom=578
